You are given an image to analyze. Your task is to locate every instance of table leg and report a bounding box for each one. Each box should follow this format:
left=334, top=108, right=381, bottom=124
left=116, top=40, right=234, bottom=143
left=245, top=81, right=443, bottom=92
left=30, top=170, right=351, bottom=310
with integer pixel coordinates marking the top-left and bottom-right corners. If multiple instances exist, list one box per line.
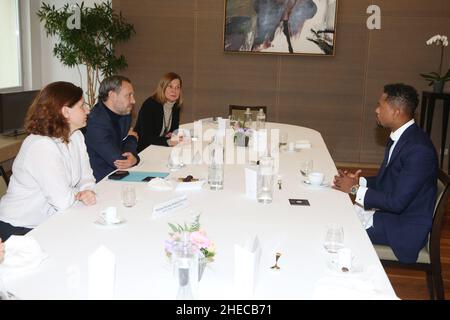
left=426, top=98, right=436, bottom=136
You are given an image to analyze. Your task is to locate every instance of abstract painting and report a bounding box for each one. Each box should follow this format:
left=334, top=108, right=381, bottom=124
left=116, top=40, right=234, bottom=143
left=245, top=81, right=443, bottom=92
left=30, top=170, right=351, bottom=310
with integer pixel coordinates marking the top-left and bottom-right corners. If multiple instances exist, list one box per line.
left=223, top=0, right=338, bottom=55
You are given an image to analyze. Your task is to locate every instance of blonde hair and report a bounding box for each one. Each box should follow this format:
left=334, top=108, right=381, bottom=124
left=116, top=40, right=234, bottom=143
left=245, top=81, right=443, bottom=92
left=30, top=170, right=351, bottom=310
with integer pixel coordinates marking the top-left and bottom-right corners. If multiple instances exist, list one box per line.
left=152, top=72, right=183, bottom=106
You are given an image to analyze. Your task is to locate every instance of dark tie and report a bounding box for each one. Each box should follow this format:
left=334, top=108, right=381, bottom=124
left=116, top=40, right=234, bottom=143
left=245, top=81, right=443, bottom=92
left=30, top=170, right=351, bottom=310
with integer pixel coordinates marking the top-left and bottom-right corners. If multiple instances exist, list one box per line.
left=382, top=138, right=394, bottom=167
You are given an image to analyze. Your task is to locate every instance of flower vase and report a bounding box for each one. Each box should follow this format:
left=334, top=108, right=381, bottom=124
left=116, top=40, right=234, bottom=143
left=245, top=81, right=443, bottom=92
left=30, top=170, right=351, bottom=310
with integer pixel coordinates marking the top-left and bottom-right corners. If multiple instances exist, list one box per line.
left=198, top=258, right=207, bottom=281
left=235, top=133, right=249, bottom=147
left=433, top=80, right=445, bottom=93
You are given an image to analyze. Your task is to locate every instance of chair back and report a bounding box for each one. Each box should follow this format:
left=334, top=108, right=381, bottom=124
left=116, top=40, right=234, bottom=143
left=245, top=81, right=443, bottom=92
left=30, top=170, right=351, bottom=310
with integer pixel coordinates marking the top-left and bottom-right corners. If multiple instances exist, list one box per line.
left=0, top=165, right=9, bottom=198
left=428, top=169, right=450, bottom=259
left=229, top=105, right=267, bottom=122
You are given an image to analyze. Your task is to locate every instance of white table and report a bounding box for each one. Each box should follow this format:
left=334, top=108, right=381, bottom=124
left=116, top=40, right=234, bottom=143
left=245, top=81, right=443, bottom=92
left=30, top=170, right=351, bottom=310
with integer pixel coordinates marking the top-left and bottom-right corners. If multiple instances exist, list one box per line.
left=5, top=122, right=396, bottom=299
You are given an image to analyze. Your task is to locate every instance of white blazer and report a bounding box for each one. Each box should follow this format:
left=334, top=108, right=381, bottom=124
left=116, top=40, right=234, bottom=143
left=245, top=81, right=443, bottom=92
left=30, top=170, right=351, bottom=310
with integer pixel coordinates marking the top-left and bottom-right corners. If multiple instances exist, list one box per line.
left=0, top=131, right=95, bottom=228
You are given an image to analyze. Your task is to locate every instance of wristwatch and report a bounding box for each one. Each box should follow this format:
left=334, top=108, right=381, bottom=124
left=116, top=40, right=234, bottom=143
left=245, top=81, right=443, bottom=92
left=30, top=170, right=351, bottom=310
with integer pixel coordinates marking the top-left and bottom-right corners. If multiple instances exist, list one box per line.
left=350, top=184, right=360, bottom=196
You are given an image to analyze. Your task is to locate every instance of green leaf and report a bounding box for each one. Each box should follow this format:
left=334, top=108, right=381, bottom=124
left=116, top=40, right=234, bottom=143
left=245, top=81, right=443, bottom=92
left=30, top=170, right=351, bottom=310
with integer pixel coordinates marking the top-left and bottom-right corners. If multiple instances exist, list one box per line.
left=37, top=0, right=134, bottom=104
left=168, top=223, right=179, bottom=234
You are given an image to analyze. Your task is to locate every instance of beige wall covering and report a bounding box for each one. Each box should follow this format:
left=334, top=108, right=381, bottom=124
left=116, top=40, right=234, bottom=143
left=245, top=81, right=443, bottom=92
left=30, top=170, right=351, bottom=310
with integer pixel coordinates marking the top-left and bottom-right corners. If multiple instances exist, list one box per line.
left=113, top=0, right=450, bottom=164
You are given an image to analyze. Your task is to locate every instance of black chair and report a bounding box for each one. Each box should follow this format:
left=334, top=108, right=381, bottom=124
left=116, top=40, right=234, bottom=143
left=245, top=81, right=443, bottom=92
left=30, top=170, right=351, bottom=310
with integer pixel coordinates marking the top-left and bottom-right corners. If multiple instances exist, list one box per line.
left=0, top=165, right=9, bottom=198
left=374, top=169, right=450, bottom=300
left=228, top=105, right=267, bottom=122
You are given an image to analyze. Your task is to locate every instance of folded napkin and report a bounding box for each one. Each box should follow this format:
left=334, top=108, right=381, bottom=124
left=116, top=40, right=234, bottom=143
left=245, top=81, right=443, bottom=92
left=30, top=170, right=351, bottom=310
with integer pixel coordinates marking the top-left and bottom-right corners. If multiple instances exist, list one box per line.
left=175, top=180, right=205, bottom=191
left=0, top=235, right=48, bottom=281
left=312, top=265, right=399, bottom=300
left=295, top=140, right=311, bottom=149
left=147, top=178, right=174, bottom=191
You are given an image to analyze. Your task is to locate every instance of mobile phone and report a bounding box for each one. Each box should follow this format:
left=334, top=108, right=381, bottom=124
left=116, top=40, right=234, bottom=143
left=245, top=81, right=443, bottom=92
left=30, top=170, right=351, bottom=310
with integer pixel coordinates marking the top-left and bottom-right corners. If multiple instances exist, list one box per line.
left=108, top=170, right=130, bottom=180
left=142, top=176, right=155, bottom=182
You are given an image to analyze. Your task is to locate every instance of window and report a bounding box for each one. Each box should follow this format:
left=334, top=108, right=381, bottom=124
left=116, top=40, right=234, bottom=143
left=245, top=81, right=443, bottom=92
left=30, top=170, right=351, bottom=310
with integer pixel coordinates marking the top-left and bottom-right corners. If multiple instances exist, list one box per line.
left=0, top=0, right=22, bottom=91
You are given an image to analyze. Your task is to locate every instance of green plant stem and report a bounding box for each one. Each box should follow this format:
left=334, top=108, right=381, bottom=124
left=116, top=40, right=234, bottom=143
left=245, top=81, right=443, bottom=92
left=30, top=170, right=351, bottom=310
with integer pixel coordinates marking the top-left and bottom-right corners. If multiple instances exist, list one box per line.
left=439, top=44, right=444, bottom=77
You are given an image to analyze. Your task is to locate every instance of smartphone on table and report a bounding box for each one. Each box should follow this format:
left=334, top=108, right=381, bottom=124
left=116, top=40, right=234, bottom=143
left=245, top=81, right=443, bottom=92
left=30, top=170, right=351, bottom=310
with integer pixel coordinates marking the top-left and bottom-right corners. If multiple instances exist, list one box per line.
left=108, top=170, right=130, bottom=180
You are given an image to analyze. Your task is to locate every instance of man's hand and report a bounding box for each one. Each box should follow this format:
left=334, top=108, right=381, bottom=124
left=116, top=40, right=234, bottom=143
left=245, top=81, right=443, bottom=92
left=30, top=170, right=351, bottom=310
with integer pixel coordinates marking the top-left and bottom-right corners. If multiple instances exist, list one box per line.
left=114, top=152, right=138, bottom=169
left=332, top=169, right=361, bottom=193
left=167, top=139, right=179, bottom=147
left=75, top=190, right=96, bottom=206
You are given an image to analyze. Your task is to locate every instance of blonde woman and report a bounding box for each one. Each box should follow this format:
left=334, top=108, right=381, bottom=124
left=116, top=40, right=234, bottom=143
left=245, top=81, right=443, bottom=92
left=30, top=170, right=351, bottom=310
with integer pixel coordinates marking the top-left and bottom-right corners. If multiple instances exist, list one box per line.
left=135, top=72, right=183, bottom=152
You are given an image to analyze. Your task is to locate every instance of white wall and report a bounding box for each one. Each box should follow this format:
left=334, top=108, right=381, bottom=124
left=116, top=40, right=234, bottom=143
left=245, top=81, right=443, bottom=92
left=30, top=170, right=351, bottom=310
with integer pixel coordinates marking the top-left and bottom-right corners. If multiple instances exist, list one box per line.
left=39, top=0, right=107, bottom=93
left=20, top=0, right=106, bottom=92
left=0, top=0, right=21, bottom=89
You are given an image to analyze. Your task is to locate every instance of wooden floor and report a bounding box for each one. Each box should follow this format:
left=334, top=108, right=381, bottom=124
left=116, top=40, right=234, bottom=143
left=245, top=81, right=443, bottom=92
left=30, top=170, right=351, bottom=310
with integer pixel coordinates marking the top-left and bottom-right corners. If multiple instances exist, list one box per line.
left=337, top=166, right=450, bottom=300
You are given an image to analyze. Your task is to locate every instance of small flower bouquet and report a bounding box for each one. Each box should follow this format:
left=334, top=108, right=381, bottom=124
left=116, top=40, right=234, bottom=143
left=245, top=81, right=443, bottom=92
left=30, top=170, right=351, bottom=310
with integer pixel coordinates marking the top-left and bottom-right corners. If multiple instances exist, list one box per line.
left=233, top=121, right=252, bottom=147
left=165, top=215, right=216, bottom=263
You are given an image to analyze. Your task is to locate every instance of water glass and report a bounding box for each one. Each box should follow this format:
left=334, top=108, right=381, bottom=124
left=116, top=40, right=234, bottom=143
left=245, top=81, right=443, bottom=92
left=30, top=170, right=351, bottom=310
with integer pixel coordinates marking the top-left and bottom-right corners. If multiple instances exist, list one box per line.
left=257, top=156, right=274, bottom=204
left=121, top=185, right=136, bottom=208
left=168, top=152, right=183, bottom=170
left=279, top=132, right=288, bottom=147
left=300, top=159, right=313, bottom=177
left=324, top=223, right=344, bottom=253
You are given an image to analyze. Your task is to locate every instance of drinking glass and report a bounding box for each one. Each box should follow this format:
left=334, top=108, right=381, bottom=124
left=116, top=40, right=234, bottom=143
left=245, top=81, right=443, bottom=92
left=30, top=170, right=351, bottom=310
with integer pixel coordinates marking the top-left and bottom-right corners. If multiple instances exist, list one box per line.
left=279, top=132, right=288, bottom=147
left=121, top=185, right=136, bottom=208
left=324, top=223, right=344, bottom=253
left=300, top=159, right=313, bottom=177
left=257, top=156, right=274, bottom=204
left=167, top=152, right=183, bottom=170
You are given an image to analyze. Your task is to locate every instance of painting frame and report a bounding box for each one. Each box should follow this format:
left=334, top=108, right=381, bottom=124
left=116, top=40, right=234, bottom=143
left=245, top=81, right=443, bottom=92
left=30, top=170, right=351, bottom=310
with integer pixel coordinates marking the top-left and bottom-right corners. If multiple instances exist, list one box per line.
left=223, top=0, right=338, bottom=56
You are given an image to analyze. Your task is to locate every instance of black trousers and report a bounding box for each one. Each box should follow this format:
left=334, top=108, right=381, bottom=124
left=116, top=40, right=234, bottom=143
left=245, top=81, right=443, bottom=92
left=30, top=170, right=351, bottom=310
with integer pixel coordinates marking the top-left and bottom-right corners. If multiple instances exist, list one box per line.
left=0, top=220, right=32, bottom=241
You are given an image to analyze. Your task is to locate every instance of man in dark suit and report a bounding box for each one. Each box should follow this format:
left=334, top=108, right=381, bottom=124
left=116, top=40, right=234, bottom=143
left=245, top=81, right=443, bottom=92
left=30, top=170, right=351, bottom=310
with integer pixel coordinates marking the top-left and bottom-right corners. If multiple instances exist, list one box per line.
left=333, top=83, right=438, bottom=264
left=84, top=75, right=140, bottom=182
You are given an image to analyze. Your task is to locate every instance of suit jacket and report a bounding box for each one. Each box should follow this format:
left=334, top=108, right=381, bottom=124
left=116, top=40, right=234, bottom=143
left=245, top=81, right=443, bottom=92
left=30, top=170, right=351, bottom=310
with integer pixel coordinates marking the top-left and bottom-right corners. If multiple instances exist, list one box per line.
left=365, top=123, right=438, bottom=263
left=83, top=101, right=140, bottom=182
left=134, top=97, right=180, bottom=152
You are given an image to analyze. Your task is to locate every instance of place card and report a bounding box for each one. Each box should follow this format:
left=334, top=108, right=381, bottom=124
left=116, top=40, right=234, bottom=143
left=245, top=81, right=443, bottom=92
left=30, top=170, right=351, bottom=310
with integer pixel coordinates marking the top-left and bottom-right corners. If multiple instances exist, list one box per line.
left=152, top=195, right=189, bottom=219
left=88, top=245, right=115, bottom=299
left=234, top=236, right=261, bottom=298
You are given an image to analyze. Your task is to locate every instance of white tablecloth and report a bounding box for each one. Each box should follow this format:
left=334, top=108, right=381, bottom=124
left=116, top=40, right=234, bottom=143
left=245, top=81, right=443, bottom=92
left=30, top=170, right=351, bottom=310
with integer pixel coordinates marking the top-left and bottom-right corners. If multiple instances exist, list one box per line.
left=3, top=122, right=397, bottom=299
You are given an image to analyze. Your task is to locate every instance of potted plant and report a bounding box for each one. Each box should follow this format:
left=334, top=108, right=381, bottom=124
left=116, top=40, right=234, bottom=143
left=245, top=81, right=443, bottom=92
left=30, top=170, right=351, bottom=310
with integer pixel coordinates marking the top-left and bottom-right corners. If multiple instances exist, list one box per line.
left=37, top=1, right=135, bottom=107
left=420, top=34, right=450, bottom=93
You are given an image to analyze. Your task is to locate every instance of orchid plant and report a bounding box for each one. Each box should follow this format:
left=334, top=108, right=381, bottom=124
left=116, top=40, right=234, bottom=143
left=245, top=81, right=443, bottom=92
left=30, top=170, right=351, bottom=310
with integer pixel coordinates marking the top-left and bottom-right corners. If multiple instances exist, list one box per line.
left=420, top=34, right=450, bottom=88
left=165, top=215, right=215, bottom=262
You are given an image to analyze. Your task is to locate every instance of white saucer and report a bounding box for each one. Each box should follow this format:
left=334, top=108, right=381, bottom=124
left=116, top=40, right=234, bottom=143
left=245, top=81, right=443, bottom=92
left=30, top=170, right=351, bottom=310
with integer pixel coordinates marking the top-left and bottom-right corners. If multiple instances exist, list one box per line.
left=94, top=216, right=126, bottom=226
left=302, top=180, right=330, bottom=188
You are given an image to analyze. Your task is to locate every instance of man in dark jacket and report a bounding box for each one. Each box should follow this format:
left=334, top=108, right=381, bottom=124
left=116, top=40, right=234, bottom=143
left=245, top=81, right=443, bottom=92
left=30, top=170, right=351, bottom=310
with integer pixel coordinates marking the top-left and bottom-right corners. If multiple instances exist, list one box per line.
left=84, top=76, right=140, bottom=182
left=333, top=83, right=438, bottom=264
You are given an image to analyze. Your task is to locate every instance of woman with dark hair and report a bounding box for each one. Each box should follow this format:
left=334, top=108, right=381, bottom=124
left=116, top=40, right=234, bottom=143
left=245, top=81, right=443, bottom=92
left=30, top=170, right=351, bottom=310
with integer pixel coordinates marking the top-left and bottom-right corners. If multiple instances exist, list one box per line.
left=0, top=81, right=96, bottom=241
left=135, top=72, right=183, bottom=152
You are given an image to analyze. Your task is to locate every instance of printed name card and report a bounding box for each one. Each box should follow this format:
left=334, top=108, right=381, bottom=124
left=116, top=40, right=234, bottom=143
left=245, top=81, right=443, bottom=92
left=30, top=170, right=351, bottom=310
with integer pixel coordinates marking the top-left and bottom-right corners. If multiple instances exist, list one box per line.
left=217, top=117, right=227, bottom=136
left=152, top=195, right=189, bottom=219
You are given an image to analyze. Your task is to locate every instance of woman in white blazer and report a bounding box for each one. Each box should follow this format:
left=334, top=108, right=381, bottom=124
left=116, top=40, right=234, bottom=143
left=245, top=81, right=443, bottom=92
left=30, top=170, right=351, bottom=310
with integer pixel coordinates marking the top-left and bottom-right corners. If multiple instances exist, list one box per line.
left=0, top=82, right=96, bottom=241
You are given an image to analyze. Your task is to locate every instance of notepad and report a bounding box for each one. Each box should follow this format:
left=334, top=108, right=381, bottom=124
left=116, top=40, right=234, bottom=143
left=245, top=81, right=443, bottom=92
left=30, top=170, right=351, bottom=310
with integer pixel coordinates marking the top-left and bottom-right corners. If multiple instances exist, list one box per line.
left=117, top=171, right=170, bottom=182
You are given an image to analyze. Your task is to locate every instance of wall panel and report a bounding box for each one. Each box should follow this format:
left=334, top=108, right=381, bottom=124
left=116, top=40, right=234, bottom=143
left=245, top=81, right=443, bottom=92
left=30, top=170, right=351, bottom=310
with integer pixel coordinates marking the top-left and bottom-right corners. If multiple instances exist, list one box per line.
left=114, top=0, right=450, bottom=164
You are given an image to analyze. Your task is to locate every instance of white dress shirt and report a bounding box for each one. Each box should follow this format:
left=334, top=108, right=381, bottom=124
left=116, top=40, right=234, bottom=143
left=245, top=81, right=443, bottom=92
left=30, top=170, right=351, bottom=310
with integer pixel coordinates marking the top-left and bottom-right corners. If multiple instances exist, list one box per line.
left=0, top=131, right=96, bottom=228
left=355, top=119, right=415, bottom=207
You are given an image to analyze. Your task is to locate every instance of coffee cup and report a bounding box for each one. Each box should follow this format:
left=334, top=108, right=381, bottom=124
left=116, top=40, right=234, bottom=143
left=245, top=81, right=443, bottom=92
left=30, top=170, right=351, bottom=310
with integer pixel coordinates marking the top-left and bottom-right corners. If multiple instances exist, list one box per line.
left=101, top=206, right=119, bottom=224
left=308, top=172, right=324, bottom=186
